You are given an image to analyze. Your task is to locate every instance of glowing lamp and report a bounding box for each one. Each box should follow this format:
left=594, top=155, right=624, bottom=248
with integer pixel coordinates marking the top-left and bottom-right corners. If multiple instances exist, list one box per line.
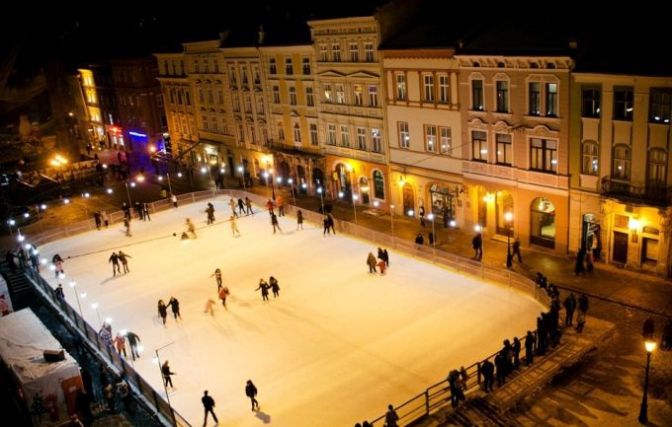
left=449, top=220, right=457, bottom=227
left=645, top=340, right=657, bottom=353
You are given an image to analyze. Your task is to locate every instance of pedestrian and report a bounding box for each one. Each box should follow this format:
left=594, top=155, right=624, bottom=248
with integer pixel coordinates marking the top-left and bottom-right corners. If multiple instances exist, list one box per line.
left=512, top=337, right=521, bottom=369
left=245, top=380, right=259, bottom=411
left=158, top=299, right=168, bottom=325
left=367, top=252, right=377, bottom=274
left=211, top=268, right=223, bottom=291
left=419, top=205, right=425, bottom=227
left=122, top=202, right=131, bottom=220
left=377, top=258, right=386, bottom=275
left=643, top=317, right=655, bottom=340
left=229, top=199, right=239, bottom=218
left=172, top=194, right=178, bottom=208
left=269, top=276, right=280, bottom=298
left=201, top=390, right=218, bottom=426
left=385, top=404, right=399, bottom=427
left=256, top=279, right=270, bottom=301
left=114, top=333, right=127, bottom=357
left=563, top=293, right=576, bottom=326
left=109, top=252, right=121, bottom=276
left=327, top=214, right=336, bottom=234
left=230, top=215, right=241, bottom=236
left=576, top=294, right=589, bottom=333
left=123, top=217, right=132, bottom=237
left=428, top=231, right=434, bottom=246
left=575, top=248, right=586, bottom=275
left=99, top=323, right=113, bottom=349
left=101, top=210, right=109, bottom=228
left=116, top=376, right=134, bottom=415
left=94, top=211, right=102, bottom=230
left=323, top=216, right=331, bottom=235
left=481, top=359, right=494, bottom=392
left=218, top=286, right=229, bottom=308
left=277, top=195, right=285, bottom=216
left=383, top=249, right=389, bottom=266
left=512, top=236, right=522, bottom=262
left=169, top=297, right=181, bottom=319
left=126, top=331, right=141, bottom=360
left=53, top=254, right=65, bottom=277
left=204, top=298, right=216, bottom=316
left=161, top=361, right=175, bottom=388
left=271, top=213, right=281, bottom=234
left=414, top=232, right=424, bottom=247
left=238, top=198, right=245, bottom=215
left=205, top=203, right=215, bottom=225
left=296, top=210, right=304, bottom=230
left=472, top=233, right=483, bottom=261
left=135, top=202, right=144, bottom=221
left=55, top=284, right=65, bottom=300
left=143, top=203, right=151, bottom=221
left=524, top=330, right=534, bottom=365
left=118, top=251, right=131, bottom=274
left=245, top=197, right=253, bottom=215
left=186, top=218, right=197, bottom=238
left=266, top=199, right=275, bottom=215
left=377, top=247, right=384, bottom=262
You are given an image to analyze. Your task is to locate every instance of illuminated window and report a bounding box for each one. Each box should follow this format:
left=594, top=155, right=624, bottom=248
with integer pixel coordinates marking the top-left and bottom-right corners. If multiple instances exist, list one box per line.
left=353, top=85, right=363, bottom=106
left=357, top=127, right=366, bottom=150
left=440, top=127, right=451, bottom=155
left=438, top=75, right=449, bottom=104
left=306, top=87, right=314, bottom=106
left=327, top=124, right=337, bottom=145
left=472, top=130, right=487, bottom=162
left=332, top=43, right=341, bottom=62
left=285, top=58, right=293, bottom=75
left=472, top=79, right=484, bottom=110
left=581, top=141, right=599, bottom=175
left=425, top=125, right=437, bottom=152
left=582, top=87, right=601, bottom=118
left=340, top=125, right=350, bottom=147
left=398, top=121, right=410, bottom=149
left=530, top=138, right=557, bottom=173
left=649, top=88, right=671, bottom=123
left=496, top=134, right=512, bottom=165
left=372, top=128, right=382, bottom=153
left=496, top=81, right=509, bottom=113
left=423, top=74, right=434, bottom=102
left=310, top=123, right=318, bottom=146
left=396, top=73, right=406, bottom=100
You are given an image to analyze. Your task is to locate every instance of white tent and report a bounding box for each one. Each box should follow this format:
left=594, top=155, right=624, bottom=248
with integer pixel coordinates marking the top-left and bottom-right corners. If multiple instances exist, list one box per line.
left=0, top=274, right=13, bottom=316
left=0, top=308, right=82, bottom=425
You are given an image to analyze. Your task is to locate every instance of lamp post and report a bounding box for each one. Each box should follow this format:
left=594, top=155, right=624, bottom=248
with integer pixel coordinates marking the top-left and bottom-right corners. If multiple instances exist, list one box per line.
left=352, top=194, right=359, bottom=224
left=639, top=340, right=657, bottom=424
left=505, top=211, right=514, bottom=268
left=287, top=178, right=296, bottom=206
left=428, top=212, right=436, bottom=249
left=317, top=186, right=325, bottom=214
left=390, top=204, right=395, bottom=236
left=91, top=302, right=102, bottom=328
left=262, top=171, right=270, bottom=198
left=69, top=281, right=84, bottom=320
left=237, top=165, right=247, bottom=192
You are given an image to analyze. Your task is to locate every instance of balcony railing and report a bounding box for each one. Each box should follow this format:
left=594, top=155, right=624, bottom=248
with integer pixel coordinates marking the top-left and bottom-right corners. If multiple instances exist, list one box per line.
left=600, top=177, right=672, bottom=206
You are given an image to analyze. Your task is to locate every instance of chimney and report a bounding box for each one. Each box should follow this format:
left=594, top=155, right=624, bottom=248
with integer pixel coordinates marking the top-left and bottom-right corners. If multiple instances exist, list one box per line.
left=258, top=25, right=265, bottom=45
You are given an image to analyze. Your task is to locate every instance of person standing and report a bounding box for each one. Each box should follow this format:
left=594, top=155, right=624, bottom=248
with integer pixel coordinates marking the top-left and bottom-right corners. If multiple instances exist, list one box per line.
left=126, top=331, right=141, bottom=360
left=563, top=293, right=577, bottom=326
left=109, top=252, right=121, bottom=276
left=118, top=251, right=131, bottom=274
left=158, top=300, right=168, bottom=325
left=255, top=279, right=270, bottom=302
left=472, top=233, right=483, bottom=261
left=218, top=286, right=230, bottom=308
left=481, top=359, right=494, bottom=392
left=55, top=284, right=65, bottom=300
left=265, top=199, right=275, bottom=215
left=296, top=210, right=304, bottom=230
left=93, top=211, right=102, bottom=230
left=512, top=337, right=521, bottom=369
left=238, top=198, right=246, bottom=215
left=205, top=203, right=215, bottom=225
left=323, top=216, right=330, bottom=235
left=201, top=390, right=218, bottom=426
left=383, top=249, right=390, bottom=267
left=270, top=213, right=281, bottom=234
left=277, top=195, right=285, bottom=217
left=576, top=294, right=589, bottom=333
left=169, top=297, right=181, bottom=320
left=53, top=254, right=65, bottom=277
left=385, top=404, right=399, bottom=427
left=143, top=203, right=151, bottom=221
left=114, top=333, right=127, bottom=357
left=327, top=214, right=336, bottom=234
left=123, top=217, right=132, bottom=237
left=230, top=215, right=241, bottom=237
left=171, top=194, right=178, bottom=208
left=229, top=199, right=239, bottom=218
left=367, top=252, right=377, bottom=274
left=512, top=236, right=522, bottom=263
left=524, top=330, right=534, bottom=366
left=269, top=277, right=280, bottom=298
left=414, top=232, right=424, bottom=247
left=245, top=197, right=253, bottom=215
left=418, top=205, right=426, bottom=227
left=101, top=210, right=109, bottom=228
left=211, top=268, right=223, bottom=291
left=161, top=361, right=175, bottom=388
left=245, top=380, right=259, bottom=411
left=186, top=218, right=197, bottom=238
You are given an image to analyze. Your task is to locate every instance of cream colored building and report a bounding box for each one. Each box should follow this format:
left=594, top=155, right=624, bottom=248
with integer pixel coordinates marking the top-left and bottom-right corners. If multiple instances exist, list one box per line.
left=569, top=73, right=672, bottom=276
left=458, top=55, right=572, bottom=254
left=382, top=49, right=464, bottom=225
left=308, top=17, right=389, bottom=208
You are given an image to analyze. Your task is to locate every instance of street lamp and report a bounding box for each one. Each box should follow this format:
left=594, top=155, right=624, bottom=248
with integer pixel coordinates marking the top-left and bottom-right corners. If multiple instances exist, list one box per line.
left=639, top=340, right=657, bottom=424
left=237, top=165, right=247, bottom=192
left=91, top=302, right=102, bottom=328
left=69, top=281, right=84, bottom=320
left=352, top=194, right=359, bottom=224
left=317, top=186, right=325, bottom=214
left=287, top=178, right=296, bottom=206
left=390, top=204, right=395, bottom=236
left=428, top=212, right=436, bottom=248
left=505, top=211, right=514, bottom=268
left=262, top=171, right=270, bottom=198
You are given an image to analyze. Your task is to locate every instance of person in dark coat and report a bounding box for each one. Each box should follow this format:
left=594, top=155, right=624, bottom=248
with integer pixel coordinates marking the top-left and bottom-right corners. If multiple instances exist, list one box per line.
left=271, top=213, right=281, bottom=234
left=481, top=359, right=494, bottom=392
left=382, top=249, right=389, bottom=266
left=575, top=248, right=586, bottom=275
left=447, top=370, right=462, bottom=408
left=118, top=251, right=131, bottom=274
left=327, top=214, right=336, bottom=234
left=211, top=268, right=223, bottom=291
left=385, top=404, right=400, bottom=426
left=296, top=210, right=304, bottom=230
left=93, top=212, right=102, bottom=230
left=126, top=331, right=141, bottom=360
left=494, top=353, right=506, bottom=387
left=512, top=337, right=521, bottom=369
left=255, top=279, right=270, bottom=302
left=108, top=252, right=121, bottom=276
left=524, top=331, right=535, bottom=366
left=367, top=253, right=377, bottom=273
left=537, top=315, right=547, bottom=355
left=428, top=231, right=434, bottom=246
left=323, top=216, right=331, bottom=235
left=245, top=380, right=259, bottom=411
left=238, top=198, right=246, bottom=215
left=161, top=361, right=175, bottom=388
left=55, top=284, right=65, bottom=300
left=577, top=294, right=589, bottom=333
left=563, top=293, right=577, bottom=326
left=472, top=233, right=483, bottom=260
left=201, top=390, right=218, bottom=426
left=158, top=300, right=168, bottom=325
left=169, top=297, right=181, bottom=319
left=512, top=236, right=522, bottom=262
left=205, top=203, right=215, bottom=225
left=143, top=203, right=151, bottom=221
left=269, top=277, right=280, bottom=298
left=414, top=233, right=424, bottom=246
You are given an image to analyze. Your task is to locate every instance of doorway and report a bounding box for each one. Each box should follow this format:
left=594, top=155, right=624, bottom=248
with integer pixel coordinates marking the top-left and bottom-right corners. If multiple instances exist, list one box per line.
left=612, top=231, right=628, bottom=264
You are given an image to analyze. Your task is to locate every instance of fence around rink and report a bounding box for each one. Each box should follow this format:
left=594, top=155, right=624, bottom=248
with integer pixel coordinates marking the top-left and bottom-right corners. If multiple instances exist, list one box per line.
left=24, top=188, right=551, bottom=427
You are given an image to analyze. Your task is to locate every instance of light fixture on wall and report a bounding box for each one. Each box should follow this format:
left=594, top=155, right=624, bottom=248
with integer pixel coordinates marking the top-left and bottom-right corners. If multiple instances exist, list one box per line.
left=629, top=217, right=641, bottom=243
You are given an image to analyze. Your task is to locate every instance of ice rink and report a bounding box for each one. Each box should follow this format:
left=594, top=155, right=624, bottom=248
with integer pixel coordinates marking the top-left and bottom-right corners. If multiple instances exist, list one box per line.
left=38, top=196, right=544, bottom=426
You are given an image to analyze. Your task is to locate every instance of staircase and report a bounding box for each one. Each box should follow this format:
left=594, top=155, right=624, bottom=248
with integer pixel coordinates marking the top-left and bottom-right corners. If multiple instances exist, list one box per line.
left=0, top=261, right=35, bottom=309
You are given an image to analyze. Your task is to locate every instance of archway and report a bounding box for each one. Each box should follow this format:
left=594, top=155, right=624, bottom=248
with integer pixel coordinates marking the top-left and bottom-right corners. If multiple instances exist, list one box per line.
left=297, top=165, right=307, bottom=194
left=402, top=183, right=415, bottom=215
left=581, top=213, right=601, bottom=260
left=334, top=163, right=352, bottom=199
left=279, top=161, right=290, bottom=184
left=530, top=197, right=556, bottom=248
left=359, top=176, right=370, bottom=204
left=312, top=168, right=324, bottom=187
left=476, top=186, right=488, bottom=228
left=496, top=191, right=514, bottom=236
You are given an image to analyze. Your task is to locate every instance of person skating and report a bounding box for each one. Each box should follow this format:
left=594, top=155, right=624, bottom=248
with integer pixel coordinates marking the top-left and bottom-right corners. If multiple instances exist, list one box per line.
left=367, top=252, right=377, bottom=274
left=255, top=279, right=270, bottom=301
left=205, top=203, right=215, bottom=225
left=245, top=380, right=259, bottom=411
left=512, top=236, right=522, bottom=263
left=377, top=258, right=386, bottom=275
left=211, top=268, right=223, bottom=291
left=266, top=199, right=275, bottom=215
left=296, top=210, right=304, bottom=230
left=385, top=404, right=399, bottom=427
left=94, top=211, right=102, bottom=230
left=109, top=252, right=121, bottom=276
left=327, top=214, right=336, bottom=234
left=118, top=251, right=131, bottom=274
left=169, top=297, right=181, bottom=319
left=201, top=390, right=218, bottom=426
left=126, top=331, right=141, bottom=360
left=472, top=233, right=483, bottom=261
left=414, top=232, right=424, bottom=247
left=323, top=216, right=330, bottom=235
left=383, top=249, right=390, bottom=266
left=53, top=254, right=65, bottom=277
left=563, top=293, right=577, bottom=326
left=576, top=294, right=589, bottom=333
left=143, top=203, right=151, bottom=221
left=123, top=217, right=132, bottom=237
left=230, top=215, right=241, bottom=236
left=161, top=361, right=175, bottom=388
left=269, top=276, right=280, bottom=298
left=277, top=195, right=285, bottom=217
left=99, top=323, right=113, bottom=349
left=229, top=199, right=239, bottom=218
left=270, top=213, right=281, bottom=234
left=245, top=197, right=253, bottom=215
left=114, top=333, right=127, bottom=357
left=186, top=218, right=197, bottom=238
left=238, top=198, right=246, bottom=216
left=172, top=194, right=178, bottom=208
left=204, top=298, right=216, bottom=316
left=218, top=286, right=230, bottom=308
left=158, top=300, right=168, bottom=325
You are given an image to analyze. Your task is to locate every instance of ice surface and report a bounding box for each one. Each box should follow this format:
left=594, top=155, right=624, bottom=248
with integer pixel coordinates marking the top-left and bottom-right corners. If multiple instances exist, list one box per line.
left=38, top=197, right=544, bottom=426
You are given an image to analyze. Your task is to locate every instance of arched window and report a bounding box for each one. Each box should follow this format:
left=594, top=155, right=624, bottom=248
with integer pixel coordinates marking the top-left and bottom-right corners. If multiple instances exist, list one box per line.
left=648, top=148, right=667, bottom=187
left=581, top=141, right=599, bottom=175
left=372, top=170, right=385, bottom=200
left=530, top=197, right=555, bottom=248
left=612, top=144, right=631, bottom=181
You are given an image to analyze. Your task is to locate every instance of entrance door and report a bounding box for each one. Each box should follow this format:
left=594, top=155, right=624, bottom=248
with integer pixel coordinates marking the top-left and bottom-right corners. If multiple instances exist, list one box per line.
left=612, top=231, right=628, bottom=264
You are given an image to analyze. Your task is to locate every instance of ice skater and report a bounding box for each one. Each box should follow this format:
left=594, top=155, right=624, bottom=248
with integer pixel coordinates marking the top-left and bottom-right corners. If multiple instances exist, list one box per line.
left=158, top=299, right=168, bottom=325
left=255, top=279, right=270, bottom=301
left=266, top=199, right=275, bottom=215
left=52, top=254, right=65, bottom=277
left=296, top=210, right=304, bottom=230
left=245, top=197, right=253, bottom=215
left=204, top=298, right=216, bottom=316
left=114, top=333, right=127, bottom=357
left=186, top=218, right=197, bottom=239
left=269, top=276, right=280, bottom=298
left=219, top=286, right=230, bottom=308
left=327, top=214, right=336, bottom=234
left=271, top=213, right=281, bottom=234
left=230, top=215, right=241, bottom=236
left=245, top=380, right=259, bottom=411
left=123, top=217, right=132, bottom=237
left=201, top=390, right=218, bottom=426
left=277, top=195, right=285, bottom=216
left=161, top=361, right=175, bottom=388
left=118, top=251, right=131, bottom=274
left=172, top=194, right=178, bottom=208
left=367, top=252, right=377, bottom=274
left=211, top=268, right=223, bottom=290
left=377, top=258, right=387, bottom=275
left=229, top=199, right=239, bottom=218
left=94, top=211, right=102, bottom=230
left=143, top=203, right=151, bottom=221
left=205, top=203, right=215, bottom=225
left=126, top=331, right=141, bottom=360
left=101, top=210, right=109, bottom=228
left=169, top=297, right=181, bottom=319
left=238, top=198, right=246, bottom=215
left=109, top=252, right=121, bottom=276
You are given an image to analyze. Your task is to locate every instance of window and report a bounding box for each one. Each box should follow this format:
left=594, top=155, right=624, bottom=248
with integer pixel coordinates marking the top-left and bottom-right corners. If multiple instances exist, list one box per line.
left=396, top=73, right=407, bottom=100
left=357, top=127, right=366, bottom=150
left=293, top=124, right=301, bottom=142
left=310, top=123, right=318, bottom=146
left=353, top=85, right=363, bottom=106
left=496, top=134, right=512, bottom=165
left=613, top=87, right=633, bottom=121
left=229, top=67, right=237, bottom=86
left=217, top=89, right=224, bottom=104
left=472, top=79, right=484, bottom=110
left=613, top=144, right=631, bottom=180
left=253, top=66, right=261, bottom=84
left=582, top=87, right=601, bottom=118
left=244, top=94, right=252, bottom=113
left=233, top=94, right=240, bottom=111
left=373, top=170, right=385, bottom=199
left=332, top=44, right=341, bottom=62
left=237, top=123, right=245, bottom=142
left=240, top=66, right=248, bottom=85
left=439, top=127, right=451, bottom=155
left=472, top=130, right=488, bottom=162
left=336, top=85, right=345, bottom=104
left=289, top=87, right=297, bottom=105
left=324, top=84, right=332, bottom=103
left=278, top=123, right=285, bottom=141
left=648, top=148, right=667, bottom=186
left=202, top=116, right=209, bottom=130
left=581, top=141, right=599, bottom=175
left=185, top=92, right=190, bottom=105
left=349, top=43, right=359, bottom=62
left=438, top=75, right=449, bottom=104
left=529, top=82, right=541, bottom=115
left=320, top=44, right=328, bottom=62
left=398, top=121, right=410, bottom=148
left=368, top=86, right=378, bottom=107
left=207, top=89, right=213, bottom=104
left=531, top=197, right=556, bottom=248
left=649, top=89, right=672, bottom=123
left=256, top=95, right=264, bottom=115
left=530, top=138, right=557, bottom=173
left=199, top=88, right=205, bottom=103
left=423, top=74, right=434, bottom=102
left=302, top=57, right=311, bottom=75
left=496, top=81, right=509, bottom=113
left=364, top=43, right=374, bottom=62
left=425, top=125, right=437, bottom=152
left=327, top=124, right=337, bottom=145
left=306, top=87, right=314, bottom=107
left=340, top=125, right=350, bottom=147
left=285, top=58, right=293, bottom=75
left=546, top=83, right=558, bottom=116
left=272, top=86, right=280, bottom=104
left=372, top=128, right=381, bottom=153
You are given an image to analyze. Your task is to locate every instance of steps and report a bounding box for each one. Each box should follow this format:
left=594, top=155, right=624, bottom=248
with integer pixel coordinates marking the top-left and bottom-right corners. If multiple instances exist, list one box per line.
left=0, top=261, right=36, bottom=309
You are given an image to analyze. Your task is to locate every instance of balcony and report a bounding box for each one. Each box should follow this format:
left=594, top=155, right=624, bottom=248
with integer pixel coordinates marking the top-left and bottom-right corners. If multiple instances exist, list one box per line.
left=600, top=177, right=672, bottom=207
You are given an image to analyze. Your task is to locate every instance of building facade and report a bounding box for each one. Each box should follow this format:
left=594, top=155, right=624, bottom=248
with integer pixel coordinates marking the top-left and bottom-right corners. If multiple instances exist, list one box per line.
left=458, top=55, right=572, bottom=254
left=78, top=66, right=122, bottom=149
left=382, top=48, right=464, bottom=224
left=569, top=73, right=672, bottom=275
